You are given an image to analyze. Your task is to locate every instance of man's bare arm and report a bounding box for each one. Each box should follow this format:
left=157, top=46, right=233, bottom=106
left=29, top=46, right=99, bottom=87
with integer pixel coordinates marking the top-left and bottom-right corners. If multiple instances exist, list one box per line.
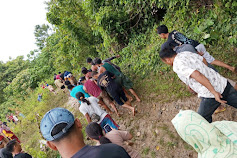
left=203, top=58, right=208, bottom=66
left=85, top=113, right=91, bottom=123
left=190, top=70, right=227, bottom=104
left=99, top=66, right=106, bottom=74
left=211, top=60, right=235, bottom=72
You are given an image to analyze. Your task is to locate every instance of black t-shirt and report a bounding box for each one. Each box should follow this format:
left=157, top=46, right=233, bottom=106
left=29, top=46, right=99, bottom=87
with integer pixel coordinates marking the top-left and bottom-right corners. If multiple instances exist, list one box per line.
left=14, top=153, right=32, bottom=158
left=72, top=144, right=130, bottom=158
left=0, top=148, right=13, bottom=158
left=97, top=71, right=121, bottom=95
left=165, top=30, right=200, bottom=48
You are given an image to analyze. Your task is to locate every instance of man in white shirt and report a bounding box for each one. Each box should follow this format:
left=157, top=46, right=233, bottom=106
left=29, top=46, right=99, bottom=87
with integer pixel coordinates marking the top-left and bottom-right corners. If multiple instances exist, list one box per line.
left=159, top=47, right=237, bottom=122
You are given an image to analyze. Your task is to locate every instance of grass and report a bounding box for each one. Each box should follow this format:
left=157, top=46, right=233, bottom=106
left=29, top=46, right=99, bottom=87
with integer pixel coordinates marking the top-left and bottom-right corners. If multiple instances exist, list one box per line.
left=129, top=42, right=237, bottom=104
left=166, top=142, right=176, bottom=149
left=151, top=151, right=156, bottom=158
left=132, top=71, right=191, bottom=104
left=142, top=147, right=150, bottom=155
left=159, top=138, right=165, bottom=146
left=12, top=89, right=71, bottom=158
left=158, top=125, right=177, bottom=140
left=8, top=40, right=237, bottom=158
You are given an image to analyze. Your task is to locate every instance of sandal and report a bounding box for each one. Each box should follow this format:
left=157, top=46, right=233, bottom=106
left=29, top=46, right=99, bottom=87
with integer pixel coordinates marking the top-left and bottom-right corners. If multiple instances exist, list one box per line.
left=214, top=107, right=226, bottom=114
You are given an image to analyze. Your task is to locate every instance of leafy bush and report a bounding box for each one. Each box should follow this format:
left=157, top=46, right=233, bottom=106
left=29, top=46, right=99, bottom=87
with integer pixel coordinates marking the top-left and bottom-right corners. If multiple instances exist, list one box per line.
left=1, top=0, right=237, bottom=157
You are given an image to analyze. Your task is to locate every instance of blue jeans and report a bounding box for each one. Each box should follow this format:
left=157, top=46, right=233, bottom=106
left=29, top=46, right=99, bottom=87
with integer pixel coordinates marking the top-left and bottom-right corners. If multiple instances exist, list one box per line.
left=100, top=114, right=119, bottom=133
left=198, top=81, right=237, bottom=123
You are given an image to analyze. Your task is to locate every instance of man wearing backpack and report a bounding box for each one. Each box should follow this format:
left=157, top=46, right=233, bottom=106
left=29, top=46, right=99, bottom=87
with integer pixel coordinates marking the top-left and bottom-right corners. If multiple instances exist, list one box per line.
left=157, top=25, right=236, bottom=73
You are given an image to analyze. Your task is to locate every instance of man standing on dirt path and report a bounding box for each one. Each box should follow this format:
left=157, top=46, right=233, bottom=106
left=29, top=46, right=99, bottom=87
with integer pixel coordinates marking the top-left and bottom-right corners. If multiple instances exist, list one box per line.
left=159, top=47, right=237, bottom=123
left=40, top=108, right=130, bottom=158
left=157, top=25, right=236, bottom=73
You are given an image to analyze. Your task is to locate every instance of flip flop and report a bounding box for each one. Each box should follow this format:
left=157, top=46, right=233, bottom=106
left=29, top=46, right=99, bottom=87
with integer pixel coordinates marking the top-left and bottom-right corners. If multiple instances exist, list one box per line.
left=214, top=107, right=226, bottom=114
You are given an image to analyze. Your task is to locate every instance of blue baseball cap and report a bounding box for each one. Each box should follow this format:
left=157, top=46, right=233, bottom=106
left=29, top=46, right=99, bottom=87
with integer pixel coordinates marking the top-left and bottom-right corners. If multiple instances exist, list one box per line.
left=40, top=108, right=75, bottom=141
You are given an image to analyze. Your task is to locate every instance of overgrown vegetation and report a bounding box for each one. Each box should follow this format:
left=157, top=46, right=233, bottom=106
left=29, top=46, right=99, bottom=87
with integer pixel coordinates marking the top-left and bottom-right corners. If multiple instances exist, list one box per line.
left=0, top=0, right=236, bottom=157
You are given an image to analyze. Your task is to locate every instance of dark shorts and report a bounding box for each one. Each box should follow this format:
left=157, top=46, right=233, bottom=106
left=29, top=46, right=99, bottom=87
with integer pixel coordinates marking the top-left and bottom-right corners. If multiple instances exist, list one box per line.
left=111, top=89, right=128, bottom=106
left=114, top=73, right=133, bottom=90
left=198, top=81, right=237, bottom=123
left=120, top=73, right=133, bottom=90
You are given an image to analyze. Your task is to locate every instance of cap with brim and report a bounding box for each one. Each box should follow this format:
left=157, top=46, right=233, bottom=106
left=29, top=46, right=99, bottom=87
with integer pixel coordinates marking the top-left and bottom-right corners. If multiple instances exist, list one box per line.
left=40, top=108, right=75, bottom=141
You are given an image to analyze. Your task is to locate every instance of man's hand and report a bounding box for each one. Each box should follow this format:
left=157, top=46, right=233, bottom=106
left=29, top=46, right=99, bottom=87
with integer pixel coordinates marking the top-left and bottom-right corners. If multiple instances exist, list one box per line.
left=213, top=91, right=227, bottom=104
left=187, top=86, right=197, bottom=94
left=116, top=55, right=120, bottom=58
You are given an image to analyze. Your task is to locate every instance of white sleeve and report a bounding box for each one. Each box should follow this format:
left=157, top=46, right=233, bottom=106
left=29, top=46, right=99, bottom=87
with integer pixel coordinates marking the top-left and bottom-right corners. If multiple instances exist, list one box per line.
left=195, top=44, right=215, bottom=63
left=173, top=58, right=196, bottom=78
left=202, top=51, right=215, bottom=63
left=90, top=96, right=99, bottom=103
left=79, top=105, right=88, bottom=116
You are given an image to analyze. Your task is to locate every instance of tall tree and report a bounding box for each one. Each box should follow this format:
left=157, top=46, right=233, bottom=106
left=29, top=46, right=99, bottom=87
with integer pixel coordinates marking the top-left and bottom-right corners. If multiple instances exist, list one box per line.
left=34, top=24, right=51, bottom=50
left=0, top=56, right=29, bottom=104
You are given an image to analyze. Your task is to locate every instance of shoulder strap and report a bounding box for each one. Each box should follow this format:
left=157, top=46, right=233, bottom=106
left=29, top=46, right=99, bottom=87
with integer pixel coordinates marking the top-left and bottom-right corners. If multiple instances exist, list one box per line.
left=172, top=31, right=185, bottom=45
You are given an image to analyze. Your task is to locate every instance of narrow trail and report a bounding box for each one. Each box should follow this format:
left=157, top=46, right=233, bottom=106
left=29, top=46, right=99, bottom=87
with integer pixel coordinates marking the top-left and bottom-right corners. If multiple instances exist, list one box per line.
left=65, top=94, right=237, bottom=158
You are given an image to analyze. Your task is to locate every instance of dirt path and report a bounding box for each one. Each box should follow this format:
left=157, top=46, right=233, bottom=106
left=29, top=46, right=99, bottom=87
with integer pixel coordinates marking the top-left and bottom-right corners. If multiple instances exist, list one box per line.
left=65, top=94, right=237, bottom=158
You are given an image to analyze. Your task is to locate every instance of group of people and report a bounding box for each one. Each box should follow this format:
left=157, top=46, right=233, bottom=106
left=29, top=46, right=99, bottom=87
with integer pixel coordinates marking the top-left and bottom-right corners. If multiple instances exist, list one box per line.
left=54, top=71, right=77, bottom=91
left=52, top=55, right=142, bottom=130
left=157, top=24, right=237, bottom=123
left=5, top=24, right=237, bottom=158
left=35, top=55, right=144, bottom=157
left=5, top=111, right=25, bottom=125
left=0, top=121, right=20, bottom=143
left=5, top=114, right=19, bottom=125
left=0, top=121, right=31, bottom=158
left=157, top=25, right=237, bottom=157
left=0, top=139, right=32, bottom=158
left=37, top=24, right=237, bottom=158
left=41, top=82, right=56, bottom=94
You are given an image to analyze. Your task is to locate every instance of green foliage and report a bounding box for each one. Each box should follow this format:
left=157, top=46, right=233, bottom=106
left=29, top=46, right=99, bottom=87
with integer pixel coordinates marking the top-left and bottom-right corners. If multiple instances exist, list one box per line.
left=4, top=69, right=32, bottom=100
left=45, top=0, right=99, bottom=72
left=34, top=24, right=51, bottom=50
left=12, top=88, right=69, bottom=157
left=1, top=0, right=237, bottom=157
left=28, top=50, right=56, bottom=87
left=82, top=0, right=167, bottom=51
left=0, top=56, right=29, bottom=104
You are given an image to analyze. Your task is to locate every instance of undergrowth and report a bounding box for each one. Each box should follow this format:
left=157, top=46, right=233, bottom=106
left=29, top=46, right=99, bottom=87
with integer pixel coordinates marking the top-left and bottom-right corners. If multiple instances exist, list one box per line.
left=6, top=0, right=237, bottom=157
